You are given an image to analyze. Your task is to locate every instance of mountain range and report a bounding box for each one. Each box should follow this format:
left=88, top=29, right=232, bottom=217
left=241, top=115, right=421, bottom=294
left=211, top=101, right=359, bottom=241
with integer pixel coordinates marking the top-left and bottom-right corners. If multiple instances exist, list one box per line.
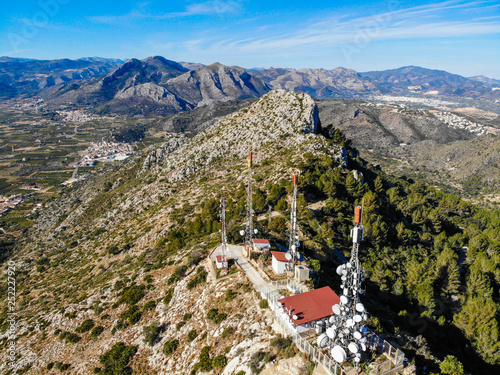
left=1, top=56, right=499, bottom=115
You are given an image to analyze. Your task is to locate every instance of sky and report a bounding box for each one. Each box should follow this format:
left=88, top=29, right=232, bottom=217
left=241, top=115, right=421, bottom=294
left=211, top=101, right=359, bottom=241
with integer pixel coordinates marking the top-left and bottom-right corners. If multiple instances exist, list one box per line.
left=1, top=0, right=499, bottom=78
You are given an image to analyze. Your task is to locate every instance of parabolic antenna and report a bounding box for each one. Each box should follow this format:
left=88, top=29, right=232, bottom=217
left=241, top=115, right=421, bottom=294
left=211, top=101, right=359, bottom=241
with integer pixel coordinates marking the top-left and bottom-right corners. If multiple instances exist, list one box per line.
left=254, top=228, right=258, bottom=234
left=346, top=319, right=354, bottom=327
left=291, top=244, right=296, bottom=251
left=285, top=252, right=292, bottom=261
left=355, top=303, right=365, bottom=312
left=360, top=343, right=367, bottom=352
left=329, top=316, right=336, bottom=324
left=332, top=304, right=341, bottom=315
left=317, top=333, right=329, bottom=348
left=340, top=295, right=349, bottom=305
left=336, top=265, right=345, bottom=275
left=292, top=315, right=298, bottom=320
left=326, top=327, right=336, bottom=339
left=354, top=331, right=362, bottom=340
left=348, top=342, right=359, bottom=353
left=354, top=357, right=360, bottom=363
left=239, top=230, right=245, bottom=236
left=332, top=346, right=347, bottom=363
left=354, top=315, right=362, bottom=323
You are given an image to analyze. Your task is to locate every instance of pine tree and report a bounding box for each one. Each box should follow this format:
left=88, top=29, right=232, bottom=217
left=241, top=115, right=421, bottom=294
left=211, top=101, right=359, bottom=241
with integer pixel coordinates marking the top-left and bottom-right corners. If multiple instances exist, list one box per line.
left=374, top=176, right=384, bottom=196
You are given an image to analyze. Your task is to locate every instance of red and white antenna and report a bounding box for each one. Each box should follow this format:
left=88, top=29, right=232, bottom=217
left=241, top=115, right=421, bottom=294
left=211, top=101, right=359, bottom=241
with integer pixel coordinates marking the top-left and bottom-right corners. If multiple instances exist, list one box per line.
left=220, top=197, right=228, bottom=272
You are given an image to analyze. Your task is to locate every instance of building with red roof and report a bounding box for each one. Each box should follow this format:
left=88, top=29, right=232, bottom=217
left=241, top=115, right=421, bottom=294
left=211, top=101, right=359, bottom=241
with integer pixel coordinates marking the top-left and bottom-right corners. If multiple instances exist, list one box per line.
left=277, top=286, right=340, bottom=333
left=215, top=255, right=228, bottom=269
left=253, top=238, right=271, bottom=251
left=271, top=250, right=290, bottom=274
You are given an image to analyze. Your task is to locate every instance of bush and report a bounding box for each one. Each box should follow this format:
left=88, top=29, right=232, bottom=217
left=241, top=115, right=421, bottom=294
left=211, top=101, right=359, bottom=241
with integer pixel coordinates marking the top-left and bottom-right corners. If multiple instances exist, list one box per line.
left=91, top=326, right=104, bottom=339
left=163, top=339, right=179, bottom=356
left=176, top=321, right=186, bottom=331
left=143, top=322, right=161, bottom=346
left=225, top=289, right=236, bottom=302
left=198, top=346, right=212, bottom=372
left=259, top=299, right=269, bottom=309
left=212, top=354, right=227, bottom=368
left=207, top=308, right=227, bottom=324
left=99, top=342, right=138, bottom=375
left=221, top=326, right=234, bottom=339
left=143, top=274, right=154, bottom=283
left=59, top=331, right=81, bottom=343
left=115, top=284, right=146, bottom=306
left=163, top=288, right=174, bottom=305
left=143, top=300, right=157, bottom=310
left=187, top=266, right=208, bottom=289
left=107, top=244, right=121, bottom=255
left=75, top=319, right=95, bottom=333
left=188, top=329, right=198, bottom=342
left=120, top=305, right=142, bottom=325
left=183, top=313, right=192, bottom=321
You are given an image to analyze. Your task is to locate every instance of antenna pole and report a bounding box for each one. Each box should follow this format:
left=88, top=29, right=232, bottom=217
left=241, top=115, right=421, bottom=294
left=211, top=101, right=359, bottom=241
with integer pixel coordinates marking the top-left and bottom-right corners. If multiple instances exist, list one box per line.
left=245, top=151, right=254, bottom=258
left=288, top=174, right=299, bottom=269
left=220, top=197, right=228, bottom=274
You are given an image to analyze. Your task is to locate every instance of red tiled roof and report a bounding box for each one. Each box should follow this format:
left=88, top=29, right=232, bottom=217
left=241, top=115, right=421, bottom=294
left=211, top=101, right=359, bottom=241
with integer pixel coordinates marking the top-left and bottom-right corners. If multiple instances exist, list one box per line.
left=278, top=286, right=340, bottom=326
left=216, top=255, right=227, bottom=263
left=271, top=251, right=289, bottom=263
left=253, top=239, right=270, bottom=245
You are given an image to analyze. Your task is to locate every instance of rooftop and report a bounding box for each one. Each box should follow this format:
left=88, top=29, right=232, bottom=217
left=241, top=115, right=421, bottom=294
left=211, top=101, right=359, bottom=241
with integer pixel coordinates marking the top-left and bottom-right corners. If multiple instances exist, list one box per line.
left=278, top=286, right=340, bottom=326
left=271, top=250, right=289, bottom=263
left=216, top=255, right=227, bottom=263
left=253, top=239, right=270, bottom=245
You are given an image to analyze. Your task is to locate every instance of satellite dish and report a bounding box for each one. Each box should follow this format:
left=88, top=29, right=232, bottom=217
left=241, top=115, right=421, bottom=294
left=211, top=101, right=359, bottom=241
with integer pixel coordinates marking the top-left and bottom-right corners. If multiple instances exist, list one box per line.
left=291, top=244, right=296, bottom=251
left=295, top=235, right=299, bottom=240
left=354, top=315, right=362, bottom=323
left=331, top=346, right=347, bottom=363
left=292, top=315, right=298, bottom=320
left=346, top=262, right=351, bottom=268
left=239, top=230, right=245, bottom=236
left=340, top=295, right=349, bottom=305
left=326, top=327, right=335, bottom=339
left=354, top=331, right=362, bottom=340
left=348, top=342, right=359, bottom=353
left=354, top=357, right=360, bottom=363
left=285, top=252, right=292, bottom=261
left=336, top=265, right=344, bottom=275
left=346, top=319, right=354, bottom=327
left=360, top=343, right=367, bottom=352
left=317, top=333, right=329, bottom=348
left=342, top=269, right=347, bottom=275
left=254, top=229, right=258, bottom=234
left=329, top=316, right=336, bottom=324
left=332, top=304, right=341, bottom=315
left=343, top=288, right=349, bottom=296
left=355, top=303, right=365, bottom=312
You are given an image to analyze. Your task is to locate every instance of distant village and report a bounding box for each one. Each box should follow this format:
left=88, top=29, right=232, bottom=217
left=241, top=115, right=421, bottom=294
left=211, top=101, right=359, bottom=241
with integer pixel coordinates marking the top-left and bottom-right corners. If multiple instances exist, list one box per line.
left=0, top=194, right=23, bottom=216
left=77, top=141, right=135, bottom=167
left=433, top=111, right=499, bottom=135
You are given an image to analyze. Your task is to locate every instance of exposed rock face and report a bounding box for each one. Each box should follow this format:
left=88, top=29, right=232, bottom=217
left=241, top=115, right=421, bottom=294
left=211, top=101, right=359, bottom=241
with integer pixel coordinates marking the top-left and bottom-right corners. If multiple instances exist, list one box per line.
left=252, top=67, right=379, bottom=99
left=143, top=90, right=321, bottom=180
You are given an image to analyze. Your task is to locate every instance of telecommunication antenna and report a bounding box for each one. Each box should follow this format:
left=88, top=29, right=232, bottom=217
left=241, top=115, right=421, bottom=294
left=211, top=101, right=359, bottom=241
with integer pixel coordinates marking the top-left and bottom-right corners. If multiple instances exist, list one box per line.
left=220, top=197, right=228, bottom=274
left=244, top=152, right=254, bottom=257
left=319, top=206, right=368, bottom=367
left=288, top=174, right=299, bottom=270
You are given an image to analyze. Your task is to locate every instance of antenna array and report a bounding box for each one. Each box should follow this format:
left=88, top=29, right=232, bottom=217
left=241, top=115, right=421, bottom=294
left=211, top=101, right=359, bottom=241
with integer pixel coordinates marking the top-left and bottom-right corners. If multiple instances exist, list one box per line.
left=245, top=152, right=254, bottom=257
left=287, top=174, right=300, bottom=270
left=220, top=197, right=228, bottom=273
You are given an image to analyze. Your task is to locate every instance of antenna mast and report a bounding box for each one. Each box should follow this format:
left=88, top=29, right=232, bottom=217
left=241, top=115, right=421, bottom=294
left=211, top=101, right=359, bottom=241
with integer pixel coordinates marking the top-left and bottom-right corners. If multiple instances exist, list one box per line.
left=245, top=151, right=254, bottom=258
left=220, top=197, right=228, bottom=274
left=288, top=174, right=299, bottom=268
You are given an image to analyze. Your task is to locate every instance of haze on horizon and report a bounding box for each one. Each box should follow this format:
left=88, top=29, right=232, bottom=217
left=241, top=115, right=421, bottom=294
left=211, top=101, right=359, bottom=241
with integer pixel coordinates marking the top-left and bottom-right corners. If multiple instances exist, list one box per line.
left=1, top=0, right=499, bottom=78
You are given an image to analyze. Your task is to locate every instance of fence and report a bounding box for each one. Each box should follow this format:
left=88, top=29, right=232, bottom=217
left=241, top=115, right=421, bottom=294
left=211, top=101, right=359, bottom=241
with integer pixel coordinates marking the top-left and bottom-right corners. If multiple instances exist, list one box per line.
left=261, top=285, right=406, bottom=375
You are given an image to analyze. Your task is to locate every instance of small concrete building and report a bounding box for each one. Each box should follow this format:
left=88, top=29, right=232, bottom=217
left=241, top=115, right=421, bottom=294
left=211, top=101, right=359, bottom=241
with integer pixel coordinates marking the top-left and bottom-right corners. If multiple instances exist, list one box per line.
left=271, top=251, right=290, bottom=274
left=216, top=255, right=228, bottom=269
left=295, top=264, right=310, bottom=281
left=277, top=286, right=340, bottom=333
left=253, top=238, right=271, bottom=251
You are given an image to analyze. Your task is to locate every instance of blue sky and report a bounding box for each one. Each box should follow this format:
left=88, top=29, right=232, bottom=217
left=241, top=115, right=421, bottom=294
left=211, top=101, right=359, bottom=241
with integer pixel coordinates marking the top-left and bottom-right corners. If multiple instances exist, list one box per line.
left=1, top=0, right=499, bottom=78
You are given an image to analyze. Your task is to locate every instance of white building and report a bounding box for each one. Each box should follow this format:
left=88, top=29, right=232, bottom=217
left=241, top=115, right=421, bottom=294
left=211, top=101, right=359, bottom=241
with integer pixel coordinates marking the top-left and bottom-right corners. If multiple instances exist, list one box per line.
left=215, top=255, right=228, bottom=269
left=253, top=238, right=271, bottom=251
left=271, top=251, right=290, bottom=274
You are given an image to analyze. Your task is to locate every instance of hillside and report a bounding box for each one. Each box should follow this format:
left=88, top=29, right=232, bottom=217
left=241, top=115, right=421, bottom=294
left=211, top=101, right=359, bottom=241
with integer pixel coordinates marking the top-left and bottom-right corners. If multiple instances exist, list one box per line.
left=1, top=91, right=500, bottom=375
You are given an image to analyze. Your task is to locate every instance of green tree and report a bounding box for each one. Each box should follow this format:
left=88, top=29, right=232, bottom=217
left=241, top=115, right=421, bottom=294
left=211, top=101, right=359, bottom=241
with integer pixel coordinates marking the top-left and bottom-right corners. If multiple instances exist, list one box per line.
left=439, top=355, right=464, bottom=375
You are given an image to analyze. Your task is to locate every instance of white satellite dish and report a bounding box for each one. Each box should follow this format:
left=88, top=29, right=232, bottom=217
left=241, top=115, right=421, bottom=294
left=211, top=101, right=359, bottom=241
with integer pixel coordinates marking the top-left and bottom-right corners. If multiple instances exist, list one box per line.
left=342, top=269, right=347, bottom=275
left=343, top=288, right=349, bottom=296
left=254, top=229, right=258, bottom=234
left=346, top=319, right=354, bottom=327
left=332, top=304, right=341, bottom=315
left=295, top=235, right=299, bottom=240
left=360, top=343, right=367, bottom=352
left=340, top=295, right=349, bottom=305
left=291, top=244, right=296, bottom=251
left=285, top=252, right=292, bottom=261
left=354, top=315, right=362, bottom=323
left=348, top=342, right=359, bottom=353
left=329, top=316, right=336, bottom=324
left=336, top=265, right=344, bottom=275
left=354, top=331, right=362, bottom=340
left=346, top=262, right=351, bottom=268
left=354, top=357, right=360, bottom=363
left=355, top=303, right=365, bottom=312
left=292, top=315, right=298, bottom=320
left=239, top=230, right=245, bottom=236
left=317, top=333, right=329, bottom=348
left=331, top=346, right=347, bottom=363
left=326, top=327, right=335, bottom=339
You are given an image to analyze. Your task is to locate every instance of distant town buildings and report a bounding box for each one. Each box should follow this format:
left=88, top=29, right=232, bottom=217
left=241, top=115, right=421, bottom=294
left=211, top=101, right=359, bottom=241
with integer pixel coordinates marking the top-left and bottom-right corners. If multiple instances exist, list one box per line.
left=78, top=141, right=135, bottom=166
left=433, top=111, right=497, bottom=135
left=0, top=195, right=23, bottom=215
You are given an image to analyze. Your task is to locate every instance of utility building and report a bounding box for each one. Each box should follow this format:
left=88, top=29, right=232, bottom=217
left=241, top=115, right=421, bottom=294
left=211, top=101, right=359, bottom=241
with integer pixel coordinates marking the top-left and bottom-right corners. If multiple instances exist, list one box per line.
left=271, top=251, right=290, bottom=274
left=253, top=238, right=271, bottom=252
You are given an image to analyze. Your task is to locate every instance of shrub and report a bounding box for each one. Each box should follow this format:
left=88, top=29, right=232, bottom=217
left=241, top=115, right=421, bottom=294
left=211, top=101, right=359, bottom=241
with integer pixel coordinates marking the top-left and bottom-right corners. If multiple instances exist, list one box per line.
left=221, top=326, right=234, bottom=339
left=143, top=300, right=157, bottom=310
left=183, top=313, right=192, bottom=321
left=120, top=305, right=142, bottom=325
left=188, top=329, right=198, bottom=342
left=59, top=331, right=81, bottom=343
left=187, top=266, right=208, bottom=289
left=163, top=339, right=179, bottom=356
left=91, top=326, right=104, bottom=339
left=75, top=319, right=95, bottom=333
left=143, top=322, right=161, bottom=346
left=176, top=321, right=186, bottom=331
left=163, top=288, right=174, bottom=305
left=107, top=244, right=121, bottom=255
left=225, top=289, right=236, bottom=302
left=198, top=346, right=212, bottom=372
left=99, top=342, right=138, bottom=375
left=115, top=284, right=145, bottom=306
left=144, top=274, right=154, bottom=283
left=212, top=355, right=227, bottom=368
left=259, top=299, right=269, bottom=309
left=60, top=363, right=71, bottom=371
left=207, top=308, right=227, bottom=324
left=47, top=363, right=54, bottom=370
